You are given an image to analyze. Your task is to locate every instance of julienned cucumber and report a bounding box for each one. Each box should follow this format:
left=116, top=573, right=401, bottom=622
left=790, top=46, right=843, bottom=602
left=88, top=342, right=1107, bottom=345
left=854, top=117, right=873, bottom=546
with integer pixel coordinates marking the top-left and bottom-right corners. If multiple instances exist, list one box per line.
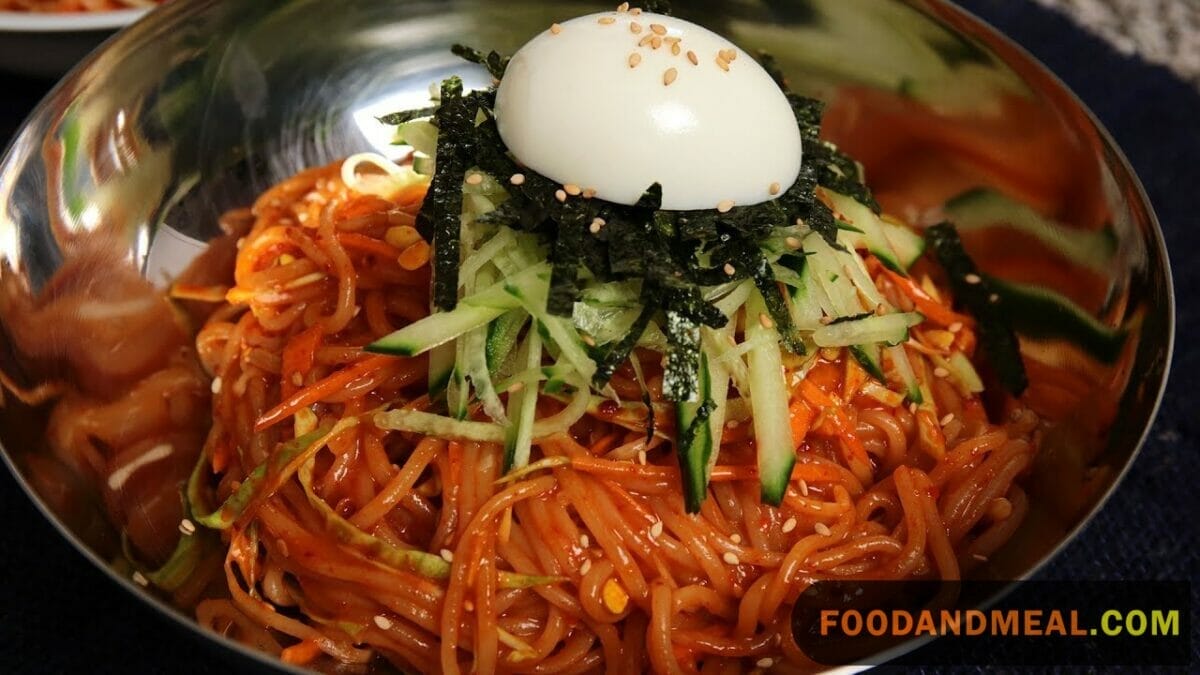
left=826, top=190, right=904, bottom=273
left=366, top=262, right=550, bottom=356
left=503, top=328, right=542, bottom=471
left=676, top=352, right=715, bottom=514
left=986, top=275, right=1127, bottom=363
left=814, top=312, right=923, bottom=347
left=745, top=291, right=795, bottom=505
left=942, top=188, right=1116, bottom=271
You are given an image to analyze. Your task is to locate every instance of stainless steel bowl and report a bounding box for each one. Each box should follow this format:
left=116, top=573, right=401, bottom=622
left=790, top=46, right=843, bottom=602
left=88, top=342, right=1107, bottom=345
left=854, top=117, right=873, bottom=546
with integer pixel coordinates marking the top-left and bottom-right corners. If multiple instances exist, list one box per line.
left=0, top=0, right=1173, bottom=672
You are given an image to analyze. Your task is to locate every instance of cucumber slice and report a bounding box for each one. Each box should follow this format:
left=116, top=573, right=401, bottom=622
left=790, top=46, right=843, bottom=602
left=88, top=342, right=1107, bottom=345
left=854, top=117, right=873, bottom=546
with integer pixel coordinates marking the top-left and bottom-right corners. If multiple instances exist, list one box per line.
left=393, top=119, right=438, bottom=157
left=826, top=190, right=903, bottom=273
left=882, top=221, right=926, bottom=270
left=427, top=342, right=456, bottom=399
left=486, top=310, right=528, bottom=373
left=887, top=344, right=923, bottom=404
left=986, top=275, right=1127, bottom=363
left=814, top=312, right=923, bottom=348
left=676, top=352, right=716, bottom=514
left=503, top=328, right=542, bottom=472
left=849, top=344, right=886, bottom=382
left=745, top=291, right=795, bottom=505
left=943, top=188, right=1116, bottom=271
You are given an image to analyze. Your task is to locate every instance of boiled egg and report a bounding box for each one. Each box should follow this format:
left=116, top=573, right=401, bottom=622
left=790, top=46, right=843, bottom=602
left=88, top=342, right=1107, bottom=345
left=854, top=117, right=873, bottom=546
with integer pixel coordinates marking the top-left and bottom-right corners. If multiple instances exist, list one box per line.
left=494, top=11, right=803, bottom=211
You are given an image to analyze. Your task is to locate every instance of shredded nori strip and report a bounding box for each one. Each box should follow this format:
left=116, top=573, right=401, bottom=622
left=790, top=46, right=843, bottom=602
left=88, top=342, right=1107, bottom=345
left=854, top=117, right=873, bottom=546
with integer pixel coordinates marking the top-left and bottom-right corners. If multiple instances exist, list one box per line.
left=450, top=44, right=510, bottom=80
left=377, top=107, right=438, bottom=126
left=418, top=77, right=472, bottom=311
left=926, top=223, right=1028, bottom=395
left=662, top=309, right=701, bottom=402
left=594, top=304, right=657, bottom=386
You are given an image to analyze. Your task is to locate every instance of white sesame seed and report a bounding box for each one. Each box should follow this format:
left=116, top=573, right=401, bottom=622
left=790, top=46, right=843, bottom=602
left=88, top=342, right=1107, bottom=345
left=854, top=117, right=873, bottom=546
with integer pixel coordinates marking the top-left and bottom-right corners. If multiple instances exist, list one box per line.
left=550, top=23, right=562, bottom=35
left=649, top=23, right=667, bottom=35
left=292, top=372, right=303, bottom=387
left=637, top=450, right=648, bottom=465
left=964, top=273, right=982, bottom=285
left=464, top=601, right=474, bottom=612
left=581, top=334, right=597, bottom=347
left=758, top=313, right=774, bottom=329
left=582, top=188, right=597, bottom=199
left=756, top=658, right=774, bottom=669
left=819, top=315, right=833, bottom=325
left=934, top=367, right=950, bottom=378
left=509, top=173, right=526, bottom=185
left=132, top=571, right=149, bottom=587
left=630, top=7, right=641, bottom=14
left=717, top=199, right=735, bottom=213
left=814, top=523, right=832, bottom=537
left=723, top=263, right=736, bottom=276
left=638, top=35, right=654, bottom=47
left=374, top=615, right=393, bottom=630
left=580, top=558, right=593, bottom=575
left=663, top=67, right=678, bottom=86
left=630, top=21, right=643, bottom=34
left=440, top=548, right=454, bottom=562
left=785, top=236, right=802, bottom=249
left=555, top=189, right=567, bottom=203
left=972, top=553, right=988, bottom=562
left=730, top=533, right=742, bottom=544
left=799, top=479, right=809, bottom=496
left=580, top=534, right=590, bottom=548
left=715, top=56, right=730, bottom=72
left=909, top=402, right=919, bottom=414
left=598, top=16, right=616, bottom=25
left=617, top=2, right=630, bottom=11
left=178, top=519, right=196, bottom=536
left=989, top=293, right=1000, bottom=303
left=649, top=520, right=664, bottom=539
left=940, top=413, right=956, bottom=426
left=769, top=182, right=781, bottom=195
left=651, top=36, right=663, bottom=49
left=948, top=321, right=963, bottom=333
left=670, top=42, right=681, bottom=56
left=590, top=218, right=605, bottom=234
left=722, top=552, right=740, bottom=566
left=507, top=381, right=525, bottom=394
left=781, top=517, right=798, bottom=533
left=687, top=50, right=699, bottom=66
left=629, top=52, right=642, bottom=68
left=465, top=173, right=484, bottom=186
left=564, top=183, right=582, bottom=196
left=210, top=376, right=222, bottom=394
left=726, top=419, right=740, bottom=429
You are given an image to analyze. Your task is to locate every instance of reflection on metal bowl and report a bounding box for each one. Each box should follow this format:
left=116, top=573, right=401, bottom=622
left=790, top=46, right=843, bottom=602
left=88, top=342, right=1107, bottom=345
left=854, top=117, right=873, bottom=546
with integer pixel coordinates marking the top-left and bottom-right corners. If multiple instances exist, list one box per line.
left=0, top=0, right=1173, bottom=672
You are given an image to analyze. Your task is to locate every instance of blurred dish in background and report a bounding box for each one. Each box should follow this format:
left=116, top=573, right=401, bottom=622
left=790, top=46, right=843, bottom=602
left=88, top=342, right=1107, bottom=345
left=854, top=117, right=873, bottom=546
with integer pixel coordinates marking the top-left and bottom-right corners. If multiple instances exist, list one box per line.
left=1, top=0, right=162, bottom=11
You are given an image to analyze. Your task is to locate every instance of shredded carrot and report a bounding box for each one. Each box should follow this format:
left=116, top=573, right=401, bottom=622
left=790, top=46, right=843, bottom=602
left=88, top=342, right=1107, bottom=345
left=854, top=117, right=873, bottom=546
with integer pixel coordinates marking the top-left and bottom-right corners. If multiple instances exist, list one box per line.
left=789, top=399, right=814, bottom=448
left=799, top=381, right=873, bottom=485
left=336, top=232, right=405, bottom=260
left=280, top=639, right=323, bottom=665
left=280, top=324, right=323, bottom=399
left=871, top=259, right=972, bottom=328
left=255, top=355, right=397, bottom=431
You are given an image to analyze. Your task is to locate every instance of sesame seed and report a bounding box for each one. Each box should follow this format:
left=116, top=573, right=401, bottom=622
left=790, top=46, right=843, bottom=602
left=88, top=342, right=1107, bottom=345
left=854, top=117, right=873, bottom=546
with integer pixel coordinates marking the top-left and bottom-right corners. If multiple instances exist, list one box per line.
left=580, top=558, right=593, bottom=575
left=629, top=52, right=642, bottom=68
left=948, top=322, right=963, bottom=333
left=590, top=217, right=606, bottom=233
left=178, top=519, right=196, bottom=536
left=909, top=402, right=919, bottom=414
left=630, top=7, right=642, bottom=14
left=649, top=23, right=667, bottom=35
left=717, top=199, right=735, bottom=213
left=758, top=313, right=774, bottom=329
left=756, top=658, right=774, bottom=669
left=510, top=173, right=526, bottom=185
left=464, top=601, right=475, bottom=612
left=630, top=21, right=643, bottom=34
left=564, top=183, right=582, bottom=196
left=580, top=534, right=590, bottom=548
left=722, top=552, right=740, bottom=566
left=550, top=23, right=562, bottom=35
left=730, top=533, right=742, bottom=544
left=651, top=36, right=663, bottom=49
left=649, top=520, right=664, bottom=539
left=507, top=381, right=525, bottom=394
left=769, top=182, right=781, bottom=195
left=671, top=42, right=681, bottom=56
left=665, top=36, right=681, bottom=44
left=617, top=1, right=630, bottom=11
left=723, top=263, right=736, bottom=276
left=814, top=523, right=832, bottom=537
left=582, top=334, right=597, bottom=347
left=818, top=315, right=833, bottom=325
left=555, top=189, right=567, bottom=203
left=374, top=615, right=393, bottom=630
left=583, top=188, right=597, bottom=199
left=638, top=35, right=654, bottom=47
left=964, top=273, right=982, bottom=285
left=724, top=49, right=738, bottom=61
left=934, top=367, right=950, bottom=378
left=726, top=419, right=739, bottom=429
left=465, top=173, right=483, bottom=185
left=782, top=517, right=797, bottom=533
left=940, top=413, right=956, bottom=426
left=637, top=450, right=648, bottom=465
left=663, top=67, right=678, bottom=86
left=598, top=16, right=616, bottom=25
left=972, top=553, right=988, bottom=562
left=132, top=571, right=149, bottom=587
left=210, top=376, right=222, bottom=394
left=687, top=50, right=699, bottom=65
left=876, top=303, right=888, bottom=316
left=989, top=293, right=1000, bottom=303
left=440, top=548, right=454, bottom=562
left=292, top=372, right=303, bottom=387
left=800, top=479, right=810, bottom=496
left=785, top=236, right=802, bottom=249
left=715, top=56, right=730, bottom=72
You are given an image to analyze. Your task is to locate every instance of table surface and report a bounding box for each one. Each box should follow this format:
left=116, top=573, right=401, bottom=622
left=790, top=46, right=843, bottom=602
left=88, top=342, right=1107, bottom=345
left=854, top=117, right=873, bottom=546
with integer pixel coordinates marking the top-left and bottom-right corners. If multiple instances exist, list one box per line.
left=1, top=0, right=1197, bottom=672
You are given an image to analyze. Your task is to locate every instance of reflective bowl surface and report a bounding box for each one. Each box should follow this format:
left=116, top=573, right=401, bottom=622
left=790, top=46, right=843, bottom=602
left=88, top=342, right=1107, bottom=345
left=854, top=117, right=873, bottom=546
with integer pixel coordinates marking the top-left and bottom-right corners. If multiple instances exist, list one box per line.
left=0, top=0, right=1173, bottom=672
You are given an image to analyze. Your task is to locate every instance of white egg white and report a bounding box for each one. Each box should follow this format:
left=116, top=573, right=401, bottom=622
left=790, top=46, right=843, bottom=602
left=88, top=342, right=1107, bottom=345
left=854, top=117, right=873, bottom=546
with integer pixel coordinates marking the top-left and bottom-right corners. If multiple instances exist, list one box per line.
left=494, top=11, right=803, bottom=211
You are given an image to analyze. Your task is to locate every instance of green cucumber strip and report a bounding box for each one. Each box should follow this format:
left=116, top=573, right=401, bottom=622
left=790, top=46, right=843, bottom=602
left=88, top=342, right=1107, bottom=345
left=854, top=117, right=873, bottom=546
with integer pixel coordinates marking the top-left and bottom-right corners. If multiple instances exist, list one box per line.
left=506, top=279, right=597, bottom=381
left=827, top=189, right=903, bottom=273
left=813, top=312, right=923, bottom=348
left=427, top=342, right=456, bottom=399
left=986, top=275, right=1127, bottom=363
left=392, top=119, right=438, bottom=157
left=943, top=188, right=1116, bottom=271
left=849, top=344, right=886, bottom=382
left=745, top=291, right=795, bottom=505
left=945, top=351, right=985, bottom=393
left=676, top=352, right=716, bottom=513
left=882, top=221, right=926, bottom=270
left=886, top=344, right=924, bottom=404
left=503, top=328, right=542, bottom=472
left=486, top=310, right=528, bottom=373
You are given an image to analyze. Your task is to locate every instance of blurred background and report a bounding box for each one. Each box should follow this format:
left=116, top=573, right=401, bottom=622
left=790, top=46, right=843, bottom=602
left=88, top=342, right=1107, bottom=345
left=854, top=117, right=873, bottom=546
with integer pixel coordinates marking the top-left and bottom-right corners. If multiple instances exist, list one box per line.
left=0, top=0, right=1195, bottom=672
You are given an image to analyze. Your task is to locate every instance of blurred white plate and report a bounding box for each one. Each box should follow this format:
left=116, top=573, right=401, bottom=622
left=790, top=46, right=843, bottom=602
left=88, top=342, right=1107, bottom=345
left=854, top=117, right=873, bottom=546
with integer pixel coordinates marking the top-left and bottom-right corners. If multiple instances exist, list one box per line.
left=0, top=9, right=148, bottom=78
